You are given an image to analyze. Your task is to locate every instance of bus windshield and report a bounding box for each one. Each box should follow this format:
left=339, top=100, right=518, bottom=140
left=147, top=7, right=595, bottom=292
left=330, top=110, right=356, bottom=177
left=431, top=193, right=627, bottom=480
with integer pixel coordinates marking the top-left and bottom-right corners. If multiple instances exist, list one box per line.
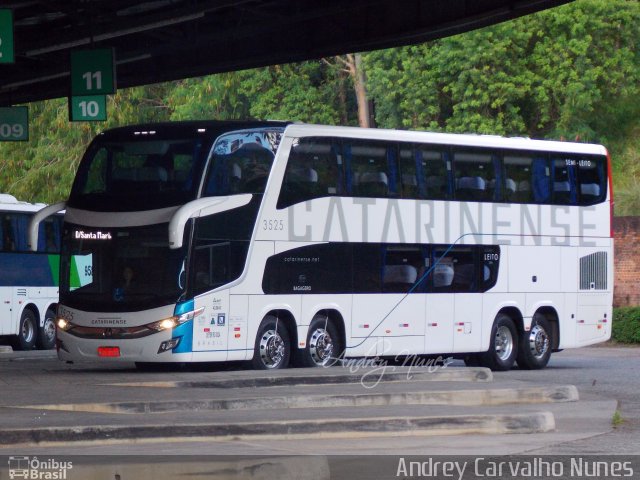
left=60, top=223, right=187, bottom=312
left=68, top=136, right=206, bottom=211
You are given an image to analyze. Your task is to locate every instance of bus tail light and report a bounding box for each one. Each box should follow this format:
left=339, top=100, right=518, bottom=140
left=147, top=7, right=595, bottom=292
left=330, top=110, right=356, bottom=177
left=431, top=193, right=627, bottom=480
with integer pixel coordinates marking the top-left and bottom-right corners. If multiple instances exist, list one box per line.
left=97, top=346, right=121, bottom=358
left=607, top=151, right=614, bottom=238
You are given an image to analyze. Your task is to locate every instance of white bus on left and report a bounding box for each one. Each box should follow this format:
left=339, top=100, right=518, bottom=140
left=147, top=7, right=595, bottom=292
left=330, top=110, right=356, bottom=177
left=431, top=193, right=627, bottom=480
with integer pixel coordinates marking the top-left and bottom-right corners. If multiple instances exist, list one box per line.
left=0, top=194, right=62, bottom=350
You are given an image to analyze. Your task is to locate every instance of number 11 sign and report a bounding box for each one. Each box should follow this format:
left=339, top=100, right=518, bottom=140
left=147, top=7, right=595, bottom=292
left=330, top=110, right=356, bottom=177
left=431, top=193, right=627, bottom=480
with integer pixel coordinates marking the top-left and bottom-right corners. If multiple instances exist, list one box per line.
left=70, top=48, right=116, bottom=95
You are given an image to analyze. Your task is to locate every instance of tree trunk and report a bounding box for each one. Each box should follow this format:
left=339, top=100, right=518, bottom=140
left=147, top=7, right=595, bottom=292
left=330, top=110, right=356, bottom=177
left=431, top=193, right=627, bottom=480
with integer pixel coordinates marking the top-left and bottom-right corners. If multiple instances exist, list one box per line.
left=353, top=53, right=372, bottom=128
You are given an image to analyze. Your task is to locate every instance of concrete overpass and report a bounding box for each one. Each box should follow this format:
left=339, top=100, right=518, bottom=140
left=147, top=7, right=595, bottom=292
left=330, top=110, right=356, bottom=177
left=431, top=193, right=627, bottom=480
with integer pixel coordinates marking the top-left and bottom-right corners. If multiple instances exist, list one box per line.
left=0, top=0, right=572, bottom=106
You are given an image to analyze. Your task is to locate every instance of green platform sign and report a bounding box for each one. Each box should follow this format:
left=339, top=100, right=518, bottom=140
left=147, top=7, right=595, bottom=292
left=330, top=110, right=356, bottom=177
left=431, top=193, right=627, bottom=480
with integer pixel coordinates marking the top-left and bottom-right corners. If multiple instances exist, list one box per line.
left=0, top=9, right=14, bottom=64
left=0, top=107, right=28, bottom=141
left=69, top=95, right=107, bottom=122
left=70, top=49, right=116, bottom=96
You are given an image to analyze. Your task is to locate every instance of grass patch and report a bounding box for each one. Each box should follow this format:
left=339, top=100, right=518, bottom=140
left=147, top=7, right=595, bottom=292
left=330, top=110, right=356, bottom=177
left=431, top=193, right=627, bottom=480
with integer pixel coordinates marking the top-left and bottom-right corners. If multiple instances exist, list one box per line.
left=612, top=308, right=640, bottom=344
left=612, top=410, right=625, bottom=428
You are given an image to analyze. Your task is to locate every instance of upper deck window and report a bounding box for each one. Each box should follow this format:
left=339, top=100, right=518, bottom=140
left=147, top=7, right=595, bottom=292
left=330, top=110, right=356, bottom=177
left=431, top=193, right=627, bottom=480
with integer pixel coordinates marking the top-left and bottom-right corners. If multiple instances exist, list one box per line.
left=202, top=129, right=283, bottom=196
left=69, top=137, right=205, bottom=211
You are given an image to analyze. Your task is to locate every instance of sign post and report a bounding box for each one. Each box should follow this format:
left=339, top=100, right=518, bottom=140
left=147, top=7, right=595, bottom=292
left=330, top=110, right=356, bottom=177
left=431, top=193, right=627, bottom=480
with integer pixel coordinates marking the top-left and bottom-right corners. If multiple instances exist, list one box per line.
left=0, top=9, right=15, bottom=64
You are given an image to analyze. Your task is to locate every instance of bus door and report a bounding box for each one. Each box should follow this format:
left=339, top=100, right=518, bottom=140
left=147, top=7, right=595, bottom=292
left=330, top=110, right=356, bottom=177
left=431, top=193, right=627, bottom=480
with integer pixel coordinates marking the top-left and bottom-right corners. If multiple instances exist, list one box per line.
left=431, top=246, right=482, bottom=353
left=376, top=245, right=426, bottom=355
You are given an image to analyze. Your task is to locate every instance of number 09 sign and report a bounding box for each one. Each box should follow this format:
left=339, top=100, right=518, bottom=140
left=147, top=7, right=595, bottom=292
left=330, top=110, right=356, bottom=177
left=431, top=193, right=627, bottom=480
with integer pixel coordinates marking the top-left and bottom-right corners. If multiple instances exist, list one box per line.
left=0, top=107, right=28, bottom=142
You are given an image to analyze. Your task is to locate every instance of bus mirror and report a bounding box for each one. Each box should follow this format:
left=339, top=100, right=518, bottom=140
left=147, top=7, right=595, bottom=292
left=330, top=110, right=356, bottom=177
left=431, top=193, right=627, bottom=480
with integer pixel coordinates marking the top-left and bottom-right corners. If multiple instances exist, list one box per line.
left=168, top=194, right=253, bottom=249
left=28, top=202, right=66, bottom=252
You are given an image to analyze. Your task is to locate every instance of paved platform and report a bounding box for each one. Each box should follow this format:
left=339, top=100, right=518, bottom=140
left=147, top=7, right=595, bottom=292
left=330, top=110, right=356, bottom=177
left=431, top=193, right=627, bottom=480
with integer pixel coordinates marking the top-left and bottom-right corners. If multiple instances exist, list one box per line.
left=0, top=349, right=617, bottom=455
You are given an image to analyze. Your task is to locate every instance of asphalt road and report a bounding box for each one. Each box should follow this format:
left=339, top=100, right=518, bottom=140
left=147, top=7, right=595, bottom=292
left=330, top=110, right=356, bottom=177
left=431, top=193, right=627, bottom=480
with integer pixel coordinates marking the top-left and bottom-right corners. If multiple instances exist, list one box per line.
left=502, top=344, right=640, bottom=455
left=0, top=344, right=637, bottom=461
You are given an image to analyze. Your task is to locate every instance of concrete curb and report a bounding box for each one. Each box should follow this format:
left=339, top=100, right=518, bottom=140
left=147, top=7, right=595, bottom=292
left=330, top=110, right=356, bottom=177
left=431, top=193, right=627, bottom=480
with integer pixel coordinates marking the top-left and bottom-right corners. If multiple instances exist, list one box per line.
left=0, top=411, right=555, bottom=446
left=108, top=367, right=493, bottom=389
left=20, top=385, right=578, bottom=414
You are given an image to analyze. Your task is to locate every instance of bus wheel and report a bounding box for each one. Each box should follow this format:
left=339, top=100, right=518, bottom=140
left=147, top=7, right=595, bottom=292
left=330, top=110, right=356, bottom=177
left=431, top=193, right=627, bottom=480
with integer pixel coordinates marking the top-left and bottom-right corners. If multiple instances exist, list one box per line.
left=251, top=315, right=290, bottom=370
left=517, top=314, right=552, bottom=370
left=37, top=308, right=57, bottom=350
left=479, top=313, right=518, bottom=371
left=302, top=316, right=343, bottom=368
left=13, top=309, right=37, bottom=351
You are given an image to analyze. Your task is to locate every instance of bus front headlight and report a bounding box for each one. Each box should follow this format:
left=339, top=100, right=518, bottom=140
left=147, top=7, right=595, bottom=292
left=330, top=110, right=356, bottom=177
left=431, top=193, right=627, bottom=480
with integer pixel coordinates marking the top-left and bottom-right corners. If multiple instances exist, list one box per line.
left=57, top=318, right=73, bottom=331
left=147, top=317, right=178, bottom=332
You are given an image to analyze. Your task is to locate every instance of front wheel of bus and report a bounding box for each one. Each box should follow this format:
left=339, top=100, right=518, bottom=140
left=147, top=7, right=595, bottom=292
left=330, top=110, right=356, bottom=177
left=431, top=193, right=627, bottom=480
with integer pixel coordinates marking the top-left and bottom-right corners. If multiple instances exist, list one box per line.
left=13, top=309, right=37, bottom=351
left=517, top=314, right=552, bottom=370
left=479, top=314, right=518, bottom=371
left=37, top=309, right=57, bottom=350
left=251, top=316, right=290, bottom=370
left=302, top=316, right=344, bottom=368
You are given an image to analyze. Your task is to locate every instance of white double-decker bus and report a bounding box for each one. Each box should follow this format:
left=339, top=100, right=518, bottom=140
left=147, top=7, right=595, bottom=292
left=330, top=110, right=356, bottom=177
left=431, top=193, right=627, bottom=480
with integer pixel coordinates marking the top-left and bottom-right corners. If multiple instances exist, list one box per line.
left=32, top=121, right=613, bottom=370
left=0, top=194, right=62, bottom=350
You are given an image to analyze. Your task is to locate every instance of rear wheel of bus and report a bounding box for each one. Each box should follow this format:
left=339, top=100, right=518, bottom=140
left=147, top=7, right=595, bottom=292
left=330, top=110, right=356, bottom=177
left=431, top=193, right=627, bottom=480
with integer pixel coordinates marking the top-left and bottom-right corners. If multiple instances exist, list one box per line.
left=36, top=308, right=57, bottom=350
left=301, top=315, right=344, bottom=368
left=516, top=313, right=552, bottom=370
left=251, top=315, right=291, bottom=370
left=13, top=309, right=37, bottom=351
left=479, top=313, right=518, bottom=371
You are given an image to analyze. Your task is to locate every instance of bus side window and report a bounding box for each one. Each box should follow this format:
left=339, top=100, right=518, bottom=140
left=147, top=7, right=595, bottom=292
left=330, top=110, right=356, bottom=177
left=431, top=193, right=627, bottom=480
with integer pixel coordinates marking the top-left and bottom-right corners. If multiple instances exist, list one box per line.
left=398, top=146, right=420, bottom=199
left=503, top=155, right=534, bottom=203
left=1, top=215, right=17, bottom=252
left=398, top=146, right=449, bottom=200
left=421, top=148, right=450, bottom=200
left=453, top=149, right=495, bottom=202
left=551, top=158, right=577, bottom=205
left=432, top=246, right=477, bottom=293
left=382, top=246, right=424, bottom=293
left=577, top=157, right=605, bottom=205
left=38, top=217, right=62, bottom=253
left=352, top=244, right=383, bottom=293
left=347, top=140, right=397, bottom=198
left=277, top=138, right=340, bottom=209
left=480, top=246, right=500, bottom=292
left=531, top=157, right=551, bottom=203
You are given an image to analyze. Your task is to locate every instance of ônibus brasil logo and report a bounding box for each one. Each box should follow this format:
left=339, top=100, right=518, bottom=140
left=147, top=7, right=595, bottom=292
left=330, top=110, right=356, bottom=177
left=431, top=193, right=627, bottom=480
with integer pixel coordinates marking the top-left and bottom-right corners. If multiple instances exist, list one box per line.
left=8, top=456, right=73, bottom=480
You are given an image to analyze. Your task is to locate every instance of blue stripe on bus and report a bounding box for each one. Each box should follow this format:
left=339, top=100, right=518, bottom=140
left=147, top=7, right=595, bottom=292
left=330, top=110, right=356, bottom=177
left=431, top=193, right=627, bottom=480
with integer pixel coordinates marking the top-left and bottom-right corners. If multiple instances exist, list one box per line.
left=172, top=319, right=193, bottom=353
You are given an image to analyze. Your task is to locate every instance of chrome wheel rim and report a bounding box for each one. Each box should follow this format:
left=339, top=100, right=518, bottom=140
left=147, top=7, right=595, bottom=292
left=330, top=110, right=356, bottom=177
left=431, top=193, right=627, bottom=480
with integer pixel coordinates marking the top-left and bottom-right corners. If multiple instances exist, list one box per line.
left=22, top=317, right=34, bottom=343
left=309, top=328, right=334, bottom=366
left=258, top=328, right=285, bottom=368
left=495, top=325, right=513, bottom=361
left=43, top=316, right=56, bottom=343
left=528, top=324, right=550, bottom=359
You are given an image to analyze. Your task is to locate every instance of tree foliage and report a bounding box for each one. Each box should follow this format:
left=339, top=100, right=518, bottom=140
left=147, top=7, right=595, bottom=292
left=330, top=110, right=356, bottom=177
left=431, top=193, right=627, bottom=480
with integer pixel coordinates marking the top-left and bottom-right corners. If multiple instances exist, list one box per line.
left=366, top=0, right=640, bottom=144
left=0, top=0, right=638, bottom=212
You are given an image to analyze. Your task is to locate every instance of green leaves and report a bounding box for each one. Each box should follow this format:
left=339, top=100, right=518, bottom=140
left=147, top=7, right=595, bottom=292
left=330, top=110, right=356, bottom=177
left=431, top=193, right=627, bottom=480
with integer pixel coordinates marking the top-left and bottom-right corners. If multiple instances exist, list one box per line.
left=0, top=0, right=638, bottom=212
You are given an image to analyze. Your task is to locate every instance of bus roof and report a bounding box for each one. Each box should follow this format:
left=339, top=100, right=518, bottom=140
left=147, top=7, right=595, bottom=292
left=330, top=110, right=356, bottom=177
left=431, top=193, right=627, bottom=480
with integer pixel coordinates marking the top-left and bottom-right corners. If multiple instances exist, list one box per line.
left=0, top=193, right=46, bottom=212
left=283, top=124, right=608, bottom=156
left=94, top=120, right=291, bottom=142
